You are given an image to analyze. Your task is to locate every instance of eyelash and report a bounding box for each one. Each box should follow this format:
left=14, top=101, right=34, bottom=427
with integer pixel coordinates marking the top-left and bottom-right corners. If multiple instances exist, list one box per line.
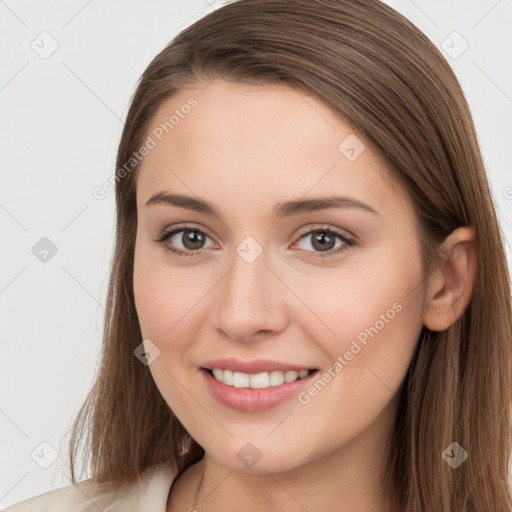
left=154, top=225, right=356, bottom=260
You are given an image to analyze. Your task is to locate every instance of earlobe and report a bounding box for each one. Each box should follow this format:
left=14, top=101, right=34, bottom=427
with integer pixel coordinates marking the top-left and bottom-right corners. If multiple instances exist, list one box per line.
left=423, top=227, right=477, bottom=332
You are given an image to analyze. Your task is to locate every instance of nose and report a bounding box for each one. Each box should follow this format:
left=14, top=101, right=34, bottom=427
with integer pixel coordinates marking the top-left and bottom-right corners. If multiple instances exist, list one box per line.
left=211, top=244, right=288, bottom=343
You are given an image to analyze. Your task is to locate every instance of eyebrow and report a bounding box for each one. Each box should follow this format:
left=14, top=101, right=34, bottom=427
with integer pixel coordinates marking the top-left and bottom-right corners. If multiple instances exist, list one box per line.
left=144, top=192, right=380, bottom=219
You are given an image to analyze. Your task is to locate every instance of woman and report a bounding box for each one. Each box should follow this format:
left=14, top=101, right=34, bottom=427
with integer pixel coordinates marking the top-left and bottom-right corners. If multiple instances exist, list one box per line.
left=4, top=0, right=511, bottom=510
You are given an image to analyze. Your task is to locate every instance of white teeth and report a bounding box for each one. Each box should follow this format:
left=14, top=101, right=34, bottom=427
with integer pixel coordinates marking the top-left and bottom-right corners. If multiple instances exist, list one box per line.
left=284, top=370, right=298, bottom=382
left=269, top=371, right=284, bottom=386
left=223, top=369, right=234, bottom=385
left=208, top=369, right=311, bottom=388
left=249, top=372, right=269, bottom=389
left=233, top=372, right=250, bottom=388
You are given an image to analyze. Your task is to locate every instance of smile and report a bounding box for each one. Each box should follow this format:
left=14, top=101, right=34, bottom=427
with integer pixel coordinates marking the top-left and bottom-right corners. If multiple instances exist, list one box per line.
left=207, top=368, right=312, bottom=388
left=201, top=367, right=319, bottom=412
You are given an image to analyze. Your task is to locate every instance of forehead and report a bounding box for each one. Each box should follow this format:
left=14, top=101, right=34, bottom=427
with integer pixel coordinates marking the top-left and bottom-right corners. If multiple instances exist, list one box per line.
left=135, top=79, right=411, bottom=219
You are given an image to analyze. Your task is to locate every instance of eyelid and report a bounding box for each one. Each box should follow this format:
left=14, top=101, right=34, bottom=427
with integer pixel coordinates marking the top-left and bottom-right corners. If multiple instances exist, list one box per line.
left=293, top=223, right=355, bottom=242
left=156, top=222, right=355, bottom=243
left=154, top=222, right=357, bottom=258
left=156, top=222, right=218, bottom=243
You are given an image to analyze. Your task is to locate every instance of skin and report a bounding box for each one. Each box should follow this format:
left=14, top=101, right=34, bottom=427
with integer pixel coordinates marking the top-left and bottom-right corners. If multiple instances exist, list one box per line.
left=132, top=79, right=476, bottom=512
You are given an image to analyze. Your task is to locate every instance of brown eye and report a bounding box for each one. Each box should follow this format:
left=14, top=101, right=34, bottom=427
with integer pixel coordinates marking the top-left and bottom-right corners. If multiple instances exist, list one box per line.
left=293, top=227, right=356, bottom=259
left=179, top=229, right=207, bottom=250
left=310, top=231, right=337, bottom=252
left=155, top=227, right=214, bottom=257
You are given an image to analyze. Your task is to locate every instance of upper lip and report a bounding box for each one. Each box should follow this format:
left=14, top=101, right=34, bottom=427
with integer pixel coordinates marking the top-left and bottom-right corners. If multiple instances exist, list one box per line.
left=201, top=358, right=317, bottom=374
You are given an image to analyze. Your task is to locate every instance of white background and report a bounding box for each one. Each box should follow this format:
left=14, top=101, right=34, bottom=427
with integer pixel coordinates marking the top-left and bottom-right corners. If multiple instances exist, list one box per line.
left=1, top=0, right=511, bottom=507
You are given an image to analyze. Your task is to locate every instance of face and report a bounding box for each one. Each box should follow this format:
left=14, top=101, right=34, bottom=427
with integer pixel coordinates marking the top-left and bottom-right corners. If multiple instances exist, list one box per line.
left=133, top=79, right=426, bottom=474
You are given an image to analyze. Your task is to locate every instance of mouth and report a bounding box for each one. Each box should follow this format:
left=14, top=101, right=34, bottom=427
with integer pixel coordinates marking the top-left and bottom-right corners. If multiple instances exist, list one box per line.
left=200, top=367, right=320, bottom=412
left=201, top=367, right=317, bottom=389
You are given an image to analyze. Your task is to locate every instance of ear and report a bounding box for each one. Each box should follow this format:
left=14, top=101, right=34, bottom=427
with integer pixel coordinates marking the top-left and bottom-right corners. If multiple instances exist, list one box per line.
left=423, top=227, right=477, bottom=332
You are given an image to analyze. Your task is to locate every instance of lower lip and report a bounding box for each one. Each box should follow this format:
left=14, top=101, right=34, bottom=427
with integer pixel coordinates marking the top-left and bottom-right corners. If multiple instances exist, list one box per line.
left=201, top=368, right=317, bottom=412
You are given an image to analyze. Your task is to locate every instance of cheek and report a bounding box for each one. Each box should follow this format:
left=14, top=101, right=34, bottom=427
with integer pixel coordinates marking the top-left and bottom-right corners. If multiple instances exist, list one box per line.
left=133, top=243, right=205, bottom=339
left=132, top=252, right=216, bottom=398
left=133, top=256, right=204, bottom=417
left=292, top=249, right=423, bottom=396
left=291, top=284, right=422, bottom=453
left=289, top=265, right=408, bottom=351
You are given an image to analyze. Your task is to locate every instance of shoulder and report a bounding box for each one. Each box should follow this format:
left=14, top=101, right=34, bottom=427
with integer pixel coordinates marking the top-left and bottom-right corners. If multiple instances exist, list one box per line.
left=1, top=482, right=93, bottom=512
left=1, top=462, right=176, bottom=512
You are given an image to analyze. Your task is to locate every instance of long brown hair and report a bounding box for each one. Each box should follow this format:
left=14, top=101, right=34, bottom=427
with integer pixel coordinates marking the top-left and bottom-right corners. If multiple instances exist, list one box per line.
left=68, top=1, right=512, bottom=510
